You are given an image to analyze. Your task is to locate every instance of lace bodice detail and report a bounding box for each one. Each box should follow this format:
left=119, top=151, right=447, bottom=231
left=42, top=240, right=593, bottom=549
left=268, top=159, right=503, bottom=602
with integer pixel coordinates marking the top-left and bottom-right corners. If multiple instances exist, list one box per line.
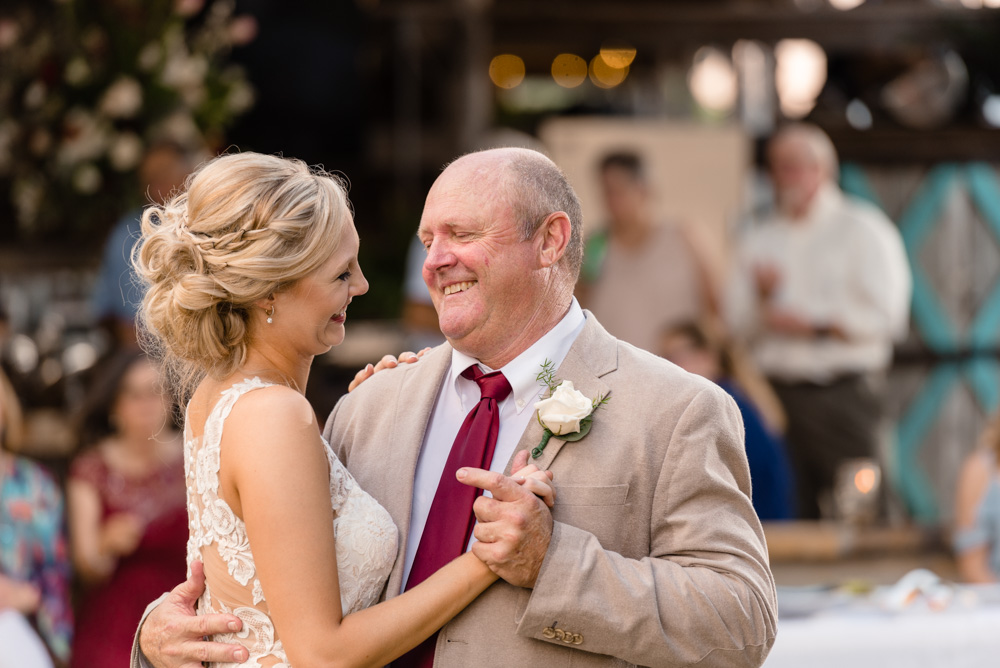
left=184, top=378, right=398, bottom=667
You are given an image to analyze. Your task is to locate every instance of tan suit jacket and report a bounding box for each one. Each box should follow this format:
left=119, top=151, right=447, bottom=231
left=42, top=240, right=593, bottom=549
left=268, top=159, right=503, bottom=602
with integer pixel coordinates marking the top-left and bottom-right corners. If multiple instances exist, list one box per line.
left=324, top=313, right=777, bottom=667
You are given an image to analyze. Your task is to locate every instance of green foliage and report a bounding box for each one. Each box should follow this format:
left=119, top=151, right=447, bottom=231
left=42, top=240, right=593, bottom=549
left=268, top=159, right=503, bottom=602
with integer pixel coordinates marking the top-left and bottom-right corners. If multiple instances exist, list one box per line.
left=0, top=0, right=256, bottom=241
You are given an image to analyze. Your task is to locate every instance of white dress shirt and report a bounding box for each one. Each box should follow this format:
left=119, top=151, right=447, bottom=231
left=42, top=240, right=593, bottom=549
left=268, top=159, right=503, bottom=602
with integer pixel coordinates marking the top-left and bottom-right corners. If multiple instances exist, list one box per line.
left=401, top=299, right=586, bottom=588
left=726, top=184, right=912, bottom=383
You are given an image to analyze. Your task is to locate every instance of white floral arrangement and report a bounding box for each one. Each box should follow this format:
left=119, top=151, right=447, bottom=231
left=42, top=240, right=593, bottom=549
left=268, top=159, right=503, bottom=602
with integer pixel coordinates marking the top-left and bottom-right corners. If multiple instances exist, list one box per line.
left=0, top=0, right=256, bottom=238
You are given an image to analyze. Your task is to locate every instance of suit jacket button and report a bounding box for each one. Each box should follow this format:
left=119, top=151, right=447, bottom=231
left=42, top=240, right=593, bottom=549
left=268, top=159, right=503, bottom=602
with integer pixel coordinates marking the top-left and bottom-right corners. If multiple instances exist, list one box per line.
left=573, top=633, right=584, bottom=644
left=542, top=627, right=556, bottom=639
left=554, top=629, right=566, bottom=640
left=561, top=632, right=574, bottom=643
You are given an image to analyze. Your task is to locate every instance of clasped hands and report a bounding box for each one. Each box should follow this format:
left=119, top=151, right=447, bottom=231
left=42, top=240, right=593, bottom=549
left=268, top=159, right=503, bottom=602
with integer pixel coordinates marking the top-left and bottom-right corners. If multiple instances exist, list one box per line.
left=139, top=450, right=555, bottom=668
left=460, top=448, right=556, bottom=589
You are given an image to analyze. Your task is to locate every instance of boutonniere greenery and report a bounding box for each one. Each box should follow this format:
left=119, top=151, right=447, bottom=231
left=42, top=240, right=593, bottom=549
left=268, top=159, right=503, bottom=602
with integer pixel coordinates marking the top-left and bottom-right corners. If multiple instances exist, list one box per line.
left=531, top=359, right=610, bottom=459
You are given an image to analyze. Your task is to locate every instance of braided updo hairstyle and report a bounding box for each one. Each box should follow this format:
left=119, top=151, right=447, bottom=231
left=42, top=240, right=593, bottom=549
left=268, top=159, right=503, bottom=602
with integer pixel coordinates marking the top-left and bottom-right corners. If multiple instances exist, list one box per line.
left=133, top=152, right=350, bottom=404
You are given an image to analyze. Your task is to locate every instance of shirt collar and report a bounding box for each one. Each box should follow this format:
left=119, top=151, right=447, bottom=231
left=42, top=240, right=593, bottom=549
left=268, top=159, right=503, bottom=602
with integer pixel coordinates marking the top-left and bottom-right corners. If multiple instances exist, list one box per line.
left=449, top=298, right=586, bottom=414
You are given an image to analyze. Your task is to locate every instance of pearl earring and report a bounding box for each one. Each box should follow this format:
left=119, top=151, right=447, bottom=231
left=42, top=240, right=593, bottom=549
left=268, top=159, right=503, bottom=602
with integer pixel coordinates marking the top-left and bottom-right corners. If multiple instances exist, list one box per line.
left=265, top=305, right=274, bottom=324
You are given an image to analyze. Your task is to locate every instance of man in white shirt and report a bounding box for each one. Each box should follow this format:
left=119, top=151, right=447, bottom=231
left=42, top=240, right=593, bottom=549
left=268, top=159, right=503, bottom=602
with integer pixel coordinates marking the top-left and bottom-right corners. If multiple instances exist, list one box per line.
left=727, top=123, right=912, bottom=519
left=135, top=147, right=776, bottom=667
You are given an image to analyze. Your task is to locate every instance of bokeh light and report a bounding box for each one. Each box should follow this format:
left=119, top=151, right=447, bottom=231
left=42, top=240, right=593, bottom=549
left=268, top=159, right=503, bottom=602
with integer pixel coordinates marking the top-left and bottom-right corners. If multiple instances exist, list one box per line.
left=599, top=43, right=637, bottom=69
left=688, top=46, right=738, bottom=114
left=854, top=467, right=878, bottom=495
left=589, top=55, right=628, bottom=89
left=489, top=54, right=526, bottom=89
left=829, top=0, right=865, bottom=9
left=551, top=54, right=588, bottom=88
left=775, top=38, right=828, bottom=118
left=846, top=98, right=873, bottom=129
left=982, top=95, right=1000, bottom=126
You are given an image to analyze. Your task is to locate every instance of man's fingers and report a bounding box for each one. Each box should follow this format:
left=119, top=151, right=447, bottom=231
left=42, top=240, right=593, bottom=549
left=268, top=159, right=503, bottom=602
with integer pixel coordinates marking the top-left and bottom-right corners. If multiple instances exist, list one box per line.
left=176, top=639, right=249, bottom=665
left=472, top=494, right=503, bottom=524
left=457, top=467, right=524, bottom=502
left=171, top=561, right=207, bottom=607
left=186, top=612, right=243, bottom=637
left=472, top=521, right=493, bottom=544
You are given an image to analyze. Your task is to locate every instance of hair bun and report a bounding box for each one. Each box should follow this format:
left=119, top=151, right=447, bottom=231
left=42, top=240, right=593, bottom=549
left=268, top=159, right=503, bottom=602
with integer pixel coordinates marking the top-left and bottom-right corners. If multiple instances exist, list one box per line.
left=132, top=152, right=350, bottom=404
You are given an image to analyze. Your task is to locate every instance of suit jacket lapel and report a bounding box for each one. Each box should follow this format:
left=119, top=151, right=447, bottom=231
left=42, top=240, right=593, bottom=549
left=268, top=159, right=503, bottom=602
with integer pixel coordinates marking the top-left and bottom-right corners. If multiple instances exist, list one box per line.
left=383, top=344, right=452, bottom=596
left=503, top=312, right=617, bottom=473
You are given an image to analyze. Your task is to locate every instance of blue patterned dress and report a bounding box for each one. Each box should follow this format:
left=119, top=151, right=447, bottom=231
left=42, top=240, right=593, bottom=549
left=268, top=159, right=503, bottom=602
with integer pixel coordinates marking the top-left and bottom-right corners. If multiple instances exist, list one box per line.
left=0, top=454, right=73, bottom=662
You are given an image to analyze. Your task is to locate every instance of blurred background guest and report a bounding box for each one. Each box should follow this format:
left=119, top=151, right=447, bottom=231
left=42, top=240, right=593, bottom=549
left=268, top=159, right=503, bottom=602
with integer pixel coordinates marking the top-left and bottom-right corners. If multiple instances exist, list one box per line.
left=660, top=320, right=795, bottom=522
left=0, top=368, right=72, bottom=667
left=725, top=123, right=912, bottom=520
left=67, top=352, right=185, bottom=668
left=953, top=414, right=1000, bottom=583
left=578, top=151, right=718, bottom=353
left=91, top=142, right=196, bottom=352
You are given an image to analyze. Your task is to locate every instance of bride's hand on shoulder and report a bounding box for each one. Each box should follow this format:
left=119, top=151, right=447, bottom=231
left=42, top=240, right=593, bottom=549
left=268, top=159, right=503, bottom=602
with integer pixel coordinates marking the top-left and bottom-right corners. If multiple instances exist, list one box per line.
left=348, top=347, right=432, bottom=392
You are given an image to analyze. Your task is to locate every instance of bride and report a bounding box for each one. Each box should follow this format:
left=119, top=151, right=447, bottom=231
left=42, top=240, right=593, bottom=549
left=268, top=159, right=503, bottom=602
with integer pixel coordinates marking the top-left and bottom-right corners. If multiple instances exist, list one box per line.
left=133, top=152, right=553, bottom=667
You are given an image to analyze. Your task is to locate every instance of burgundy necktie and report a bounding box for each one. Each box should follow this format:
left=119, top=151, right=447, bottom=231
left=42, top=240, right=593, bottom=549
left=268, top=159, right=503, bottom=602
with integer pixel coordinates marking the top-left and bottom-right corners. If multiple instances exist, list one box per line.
left=396, top=365, right=512, bottom=668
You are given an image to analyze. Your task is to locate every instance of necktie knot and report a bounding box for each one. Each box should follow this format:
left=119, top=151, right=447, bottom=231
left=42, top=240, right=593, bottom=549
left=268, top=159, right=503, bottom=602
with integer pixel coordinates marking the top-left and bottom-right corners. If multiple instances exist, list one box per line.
left=462, top=365, right=512, bottom=403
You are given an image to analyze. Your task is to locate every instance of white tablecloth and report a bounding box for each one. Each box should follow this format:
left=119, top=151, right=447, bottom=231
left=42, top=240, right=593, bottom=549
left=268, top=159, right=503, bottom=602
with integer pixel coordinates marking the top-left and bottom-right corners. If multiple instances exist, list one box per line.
left=764, top=588, right=1000, bottom=668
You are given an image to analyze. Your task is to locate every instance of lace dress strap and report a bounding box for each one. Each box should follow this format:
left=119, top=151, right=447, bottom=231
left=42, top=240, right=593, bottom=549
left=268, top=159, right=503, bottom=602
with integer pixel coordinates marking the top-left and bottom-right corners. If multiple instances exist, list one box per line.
left=201, top=378, right=278, bottom=452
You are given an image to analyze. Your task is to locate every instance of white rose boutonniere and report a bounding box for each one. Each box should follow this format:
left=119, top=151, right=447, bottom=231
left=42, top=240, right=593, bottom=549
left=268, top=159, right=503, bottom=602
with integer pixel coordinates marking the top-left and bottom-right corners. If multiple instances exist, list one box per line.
left=531, top=359, right=610, bottom=459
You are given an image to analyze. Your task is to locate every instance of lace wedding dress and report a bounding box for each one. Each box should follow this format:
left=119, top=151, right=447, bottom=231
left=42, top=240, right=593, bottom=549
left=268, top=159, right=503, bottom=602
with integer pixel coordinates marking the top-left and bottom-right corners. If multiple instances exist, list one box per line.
left=184, top=378, right=398, bottom=667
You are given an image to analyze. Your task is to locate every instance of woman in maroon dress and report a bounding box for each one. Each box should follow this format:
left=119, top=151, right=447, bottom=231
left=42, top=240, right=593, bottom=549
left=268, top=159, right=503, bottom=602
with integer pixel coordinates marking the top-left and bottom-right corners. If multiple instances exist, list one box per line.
left=67, top=352, right=186, bottom=668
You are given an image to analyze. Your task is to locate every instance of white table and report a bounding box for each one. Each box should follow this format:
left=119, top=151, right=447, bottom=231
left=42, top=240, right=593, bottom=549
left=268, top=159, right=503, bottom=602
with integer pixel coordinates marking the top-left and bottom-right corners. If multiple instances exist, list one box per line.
left=763, top=587, right=1000, bottom=668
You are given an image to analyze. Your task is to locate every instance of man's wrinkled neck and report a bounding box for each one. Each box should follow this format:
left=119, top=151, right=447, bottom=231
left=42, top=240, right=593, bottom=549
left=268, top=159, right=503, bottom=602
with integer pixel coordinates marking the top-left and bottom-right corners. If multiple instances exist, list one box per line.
left=450, top=296, right=573, bottom=369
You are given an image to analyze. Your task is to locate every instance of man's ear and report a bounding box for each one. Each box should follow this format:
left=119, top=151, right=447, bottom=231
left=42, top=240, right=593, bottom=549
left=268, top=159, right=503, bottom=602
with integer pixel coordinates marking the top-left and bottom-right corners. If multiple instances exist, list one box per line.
left=537, top=211, right=572, bottom=268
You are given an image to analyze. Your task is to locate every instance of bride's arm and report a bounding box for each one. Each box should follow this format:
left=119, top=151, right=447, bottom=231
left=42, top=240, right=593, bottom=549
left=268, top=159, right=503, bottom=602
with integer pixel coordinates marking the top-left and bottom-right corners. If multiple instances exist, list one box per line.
left=223, top=387, right=497, bottom=668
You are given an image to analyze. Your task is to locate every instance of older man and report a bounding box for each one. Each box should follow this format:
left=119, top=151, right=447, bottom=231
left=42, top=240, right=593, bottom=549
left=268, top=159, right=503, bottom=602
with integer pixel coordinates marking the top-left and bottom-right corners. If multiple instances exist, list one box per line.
left=135, top=148, right=776, bottom=667
left=726, top=124, right=911, bottom=520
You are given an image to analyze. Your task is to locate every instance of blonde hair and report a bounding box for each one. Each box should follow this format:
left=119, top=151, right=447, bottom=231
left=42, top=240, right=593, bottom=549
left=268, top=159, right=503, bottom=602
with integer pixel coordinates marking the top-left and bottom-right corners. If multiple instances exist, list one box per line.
left=134, top=152, right=351, bottom=404
left=0, top=368, right=25, bottom=452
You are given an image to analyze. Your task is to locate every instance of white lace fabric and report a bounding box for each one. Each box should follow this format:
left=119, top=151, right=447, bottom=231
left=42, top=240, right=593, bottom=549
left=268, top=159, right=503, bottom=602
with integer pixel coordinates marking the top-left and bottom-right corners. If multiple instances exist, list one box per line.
left=184, top=378, right=398, bottom=667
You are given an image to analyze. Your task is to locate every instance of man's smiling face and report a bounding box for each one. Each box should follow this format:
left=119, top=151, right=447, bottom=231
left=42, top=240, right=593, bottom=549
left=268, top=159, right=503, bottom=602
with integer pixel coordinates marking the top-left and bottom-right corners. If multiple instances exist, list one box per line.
left=418, top=159, right=543, bottom=363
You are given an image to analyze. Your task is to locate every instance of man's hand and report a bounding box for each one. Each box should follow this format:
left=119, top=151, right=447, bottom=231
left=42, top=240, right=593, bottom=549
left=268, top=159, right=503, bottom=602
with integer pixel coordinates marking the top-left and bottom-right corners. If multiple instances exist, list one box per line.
left=457, top=456, right=554, bottom=588
left=139, top=561, right=248, bottom=668
left=347, top=348, right=430, bottom=392
left=753, top=263, right=782, bottom=302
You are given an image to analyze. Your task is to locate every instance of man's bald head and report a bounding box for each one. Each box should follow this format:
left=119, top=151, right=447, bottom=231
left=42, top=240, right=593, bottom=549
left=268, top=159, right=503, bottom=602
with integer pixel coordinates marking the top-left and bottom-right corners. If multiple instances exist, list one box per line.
left=442, top=148, right=584, bottom=280
left=767, top=123, right=840, bottom=219
left=768, top=123, right=839, bottom=183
